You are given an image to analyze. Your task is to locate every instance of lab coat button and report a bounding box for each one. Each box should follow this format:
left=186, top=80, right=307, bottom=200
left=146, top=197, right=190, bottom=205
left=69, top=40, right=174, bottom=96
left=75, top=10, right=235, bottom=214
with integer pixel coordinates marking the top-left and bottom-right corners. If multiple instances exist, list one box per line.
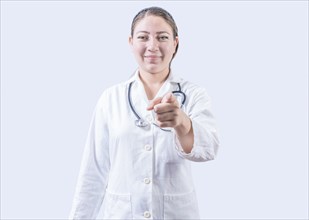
left=144, top=144, right=152, bottom=151
left=144, top=178, right=151, bottom=184
left=144, top=211, right=151, bottom=218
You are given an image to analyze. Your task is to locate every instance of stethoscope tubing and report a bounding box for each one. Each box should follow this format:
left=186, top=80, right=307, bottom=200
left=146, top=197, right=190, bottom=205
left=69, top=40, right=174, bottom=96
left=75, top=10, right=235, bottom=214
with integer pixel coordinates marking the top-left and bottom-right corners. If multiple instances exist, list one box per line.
left=128, top=81, right=142, bottom=121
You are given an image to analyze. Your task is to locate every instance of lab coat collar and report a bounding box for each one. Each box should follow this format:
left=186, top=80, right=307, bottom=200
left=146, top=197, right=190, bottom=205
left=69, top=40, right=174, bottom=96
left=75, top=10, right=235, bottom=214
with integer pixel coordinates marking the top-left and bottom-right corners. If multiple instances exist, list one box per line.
left=125, top=69, right=182, bottom=85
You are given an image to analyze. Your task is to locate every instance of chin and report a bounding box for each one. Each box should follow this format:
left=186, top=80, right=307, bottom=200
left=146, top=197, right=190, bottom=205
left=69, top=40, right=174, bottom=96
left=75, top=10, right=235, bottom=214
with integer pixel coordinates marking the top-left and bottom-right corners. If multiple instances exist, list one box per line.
left=143, top=64, right=169, bottom=74
left=146, top=69, right=165, bottom=75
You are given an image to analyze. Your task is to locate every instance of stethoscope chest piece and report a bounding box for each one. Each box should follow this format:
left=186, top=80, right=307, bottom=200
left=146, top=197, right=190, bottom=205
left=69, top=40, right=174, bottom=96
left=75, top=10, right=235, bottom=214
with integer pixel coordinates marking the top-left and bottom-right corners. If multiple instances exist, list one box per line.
left=135, top=119, right=149, bottom=127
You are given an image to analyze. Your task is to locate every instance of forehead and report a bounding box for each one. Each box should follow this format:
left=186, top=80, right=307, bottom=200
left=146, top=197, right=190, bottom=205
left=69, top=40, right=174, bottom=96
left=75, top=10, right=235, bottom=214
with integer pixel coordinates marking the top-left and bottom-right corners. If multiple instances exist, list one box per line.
left=134, top=15, right=173, bottom=34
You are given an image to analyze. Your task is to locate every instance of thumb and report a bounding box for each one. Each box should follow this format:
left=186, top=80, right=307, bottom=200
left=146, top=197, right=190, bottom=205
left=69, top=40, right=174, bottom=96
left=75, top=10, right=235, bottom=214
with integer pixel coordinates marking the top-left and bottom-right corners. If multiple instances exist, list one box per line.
left=147, top=97, right=163, bottom=110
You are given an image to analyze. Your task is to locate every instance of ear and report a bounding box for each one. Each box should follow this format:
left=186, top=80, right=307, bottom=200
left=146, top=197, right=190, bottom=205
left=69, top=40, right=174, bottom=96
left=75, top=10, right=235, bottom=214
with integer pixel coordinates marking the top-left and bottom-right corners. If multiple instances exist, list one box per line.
left=129, top=36, right=134, bottom=52
left=129, top=36, right=133, bottom=46
left=174, top=36, right=179, bottom=51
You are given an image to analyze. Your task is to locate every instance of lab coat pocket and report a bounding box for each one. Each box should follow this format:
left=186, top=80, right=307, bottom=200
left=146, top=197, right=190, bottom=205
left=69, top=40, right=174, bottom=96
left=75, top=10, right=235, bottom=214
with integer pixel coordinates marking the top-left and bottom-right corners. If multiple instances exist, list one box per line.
left=163, top=191, right=199, bottom=219
left=102, top=191, right=132, bottom=219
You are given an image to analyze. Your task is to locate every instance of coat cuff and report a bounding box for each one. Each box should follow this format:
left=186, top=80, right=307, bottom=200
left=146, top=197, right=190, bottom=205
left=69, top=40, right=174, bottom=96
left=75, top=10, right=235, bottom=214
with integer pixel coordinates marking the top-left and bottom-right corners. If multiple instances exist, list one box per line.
left=173, top=119, right=218, bottom=162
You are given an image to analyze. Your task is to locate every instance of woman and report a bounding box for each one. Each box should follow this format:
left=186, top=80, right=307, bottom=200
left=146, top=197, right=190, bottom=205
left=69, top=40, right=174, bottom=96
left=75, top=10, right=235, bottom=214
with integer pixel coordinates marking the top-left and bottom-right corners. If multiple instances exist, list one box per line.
left=70, top=6, right=219, bottom=220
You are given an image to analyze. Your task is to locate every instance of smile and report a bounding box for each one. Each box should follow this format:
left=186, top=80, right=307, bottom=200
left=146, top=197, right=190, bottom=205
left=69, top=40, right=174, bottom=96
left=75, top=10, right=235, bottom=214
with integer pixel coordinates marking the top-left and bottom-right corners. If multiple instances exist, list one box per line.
left=144, top=55, right=161, bottom=59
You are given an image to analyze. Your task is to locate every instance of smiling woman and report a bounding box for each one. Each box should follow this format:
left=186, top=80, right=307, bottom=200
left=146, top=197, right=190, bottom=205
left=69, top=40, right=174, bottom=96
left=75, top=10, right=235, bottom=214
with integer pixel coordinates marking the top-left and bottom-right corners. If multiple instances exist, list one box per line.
left=69, top=6, right=219, bottom=220
left=129, top=15, right=178, bottom=81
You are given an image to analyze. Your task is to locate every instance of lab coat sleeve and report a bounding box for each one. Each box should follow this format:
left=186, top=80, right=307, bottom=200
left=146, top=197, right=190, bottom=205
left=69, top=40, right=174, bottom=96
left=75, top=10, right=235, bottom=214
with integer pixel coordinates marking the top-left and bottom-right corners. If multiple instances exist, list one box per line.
left=69, top=92, right=110, bottom=219
left=174, top=87, right=219, bottom=162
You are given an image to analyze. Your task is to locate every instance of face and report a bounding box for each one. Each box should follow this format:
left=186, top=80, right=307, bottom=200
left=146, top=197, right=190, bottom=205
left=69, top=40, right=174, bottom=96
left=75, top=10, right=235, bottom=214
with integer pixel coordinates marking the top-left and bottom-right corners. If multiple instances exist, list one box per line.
left=129, top=15, right=178, bottom=75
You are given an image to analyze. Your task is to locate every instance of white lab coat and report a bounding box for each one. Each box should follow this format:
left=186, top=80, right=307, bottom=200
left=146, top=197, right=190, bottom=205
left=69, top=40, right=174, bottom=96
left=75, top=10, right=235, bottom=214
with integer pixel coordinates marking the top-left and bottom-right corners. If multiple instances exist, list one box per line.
left=69, top=70, right=219, bottom=219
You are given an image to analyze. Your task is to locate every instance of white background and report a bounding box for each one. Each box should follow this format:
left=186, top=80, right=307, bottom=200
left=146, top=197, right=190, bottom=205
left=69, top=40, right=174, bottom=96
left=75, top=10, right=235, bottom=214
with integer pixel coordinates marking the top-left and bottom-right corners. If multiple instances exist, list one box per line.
left=1, top=1, right=308, bottom=219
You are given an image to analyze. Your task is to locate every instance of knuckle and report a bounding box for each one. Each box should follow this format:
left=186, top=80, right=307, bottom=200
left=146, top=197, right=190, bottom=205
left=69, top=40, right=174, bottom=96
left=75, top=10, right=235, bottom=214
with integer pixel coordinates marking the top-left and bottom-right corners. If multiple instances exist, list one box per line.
left=157, top=121, right=164, bottom=127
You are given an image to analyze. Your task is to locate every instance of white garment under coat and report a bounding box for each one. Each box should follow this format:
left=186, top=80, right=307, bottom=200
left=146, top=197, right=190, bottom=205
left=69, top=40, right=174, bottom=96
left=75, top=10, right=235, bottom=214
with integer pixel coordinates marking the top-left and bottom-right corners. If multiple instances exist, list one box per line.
left=69, top=71, right=219, bottom=219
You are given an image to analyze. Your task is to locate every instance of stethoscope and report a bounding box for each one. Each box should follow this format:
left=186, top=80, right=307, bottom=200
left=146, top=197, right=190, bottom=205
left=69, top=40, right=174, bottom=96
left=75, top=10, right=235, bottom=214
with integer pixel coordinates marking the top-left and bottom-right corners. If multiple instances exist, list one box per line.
left=128, top=81, right=186, bottom=131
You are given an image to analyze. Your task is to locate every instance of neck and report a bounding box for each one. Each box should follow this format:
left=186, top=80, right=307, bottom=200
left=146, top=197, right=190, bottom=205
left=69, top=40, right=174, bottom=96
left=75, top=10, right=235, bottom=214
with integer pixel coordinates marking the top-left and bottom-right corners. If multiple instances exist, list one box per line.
left=139, top=68, right=170, bottom=86
left=138, top=68, right=170, bottom=100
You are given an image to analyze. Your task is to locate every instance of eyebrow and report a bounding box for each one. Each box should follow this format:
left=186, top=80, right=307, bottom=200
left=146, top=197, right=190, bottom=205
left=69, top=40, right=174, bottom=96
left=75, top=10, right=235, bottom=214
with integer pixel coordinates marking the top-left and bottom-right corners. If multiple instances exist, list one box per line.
left=136, top=31, right=171, bottom=35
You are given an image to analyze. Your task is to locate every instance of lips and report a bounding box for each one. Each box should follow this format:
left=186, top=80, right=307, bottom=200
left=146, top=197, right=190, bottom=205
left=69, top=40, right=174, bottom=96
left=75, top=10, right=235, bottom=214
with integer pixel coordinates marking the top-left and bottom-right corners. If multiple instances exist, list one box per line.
left=144, top=55, right=161, bottom=59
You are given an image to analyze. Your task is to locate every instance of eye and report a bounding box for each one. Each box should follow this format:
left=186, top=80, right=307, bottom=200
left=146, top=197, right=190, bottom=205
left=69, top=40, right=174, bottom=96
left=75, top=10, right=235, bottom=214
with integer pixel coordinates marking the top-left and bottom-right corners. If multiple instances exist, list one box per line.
left=158, top=36, right=169, bottom=41
left=137, top=35, right=148, bottom=40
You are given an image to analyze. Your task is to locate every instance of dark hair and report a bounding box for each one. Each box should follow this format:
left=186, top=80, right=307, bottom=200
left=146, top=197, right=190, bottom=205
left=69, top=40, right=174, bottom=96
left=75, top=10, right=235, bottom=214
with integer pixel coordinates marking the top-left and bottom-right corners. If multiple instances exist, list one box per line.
left=131, top=6, right=179, bottom=59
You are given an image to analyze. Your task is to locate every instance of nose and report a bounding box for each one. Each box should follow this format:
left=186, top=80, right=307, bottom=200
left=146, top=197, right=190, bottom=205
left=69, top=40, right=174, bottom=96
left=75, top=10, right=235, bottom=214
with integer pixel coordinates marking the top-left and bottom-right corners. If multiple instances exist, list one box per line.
left=147, top=38, right=159, bottom=51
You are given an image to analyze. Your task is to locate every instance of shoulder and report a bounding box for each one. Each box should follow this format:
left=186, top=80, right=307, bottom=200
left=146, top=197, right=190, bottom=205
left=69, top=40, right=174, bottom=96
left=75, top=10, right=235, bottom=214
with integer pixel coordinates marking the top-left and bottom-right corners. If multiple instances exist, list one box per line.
left=180, top=78, right=211, bottom=101
left=178, top=77, right=213, bottom=113
left=96, top=81, right=128, bottom=106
